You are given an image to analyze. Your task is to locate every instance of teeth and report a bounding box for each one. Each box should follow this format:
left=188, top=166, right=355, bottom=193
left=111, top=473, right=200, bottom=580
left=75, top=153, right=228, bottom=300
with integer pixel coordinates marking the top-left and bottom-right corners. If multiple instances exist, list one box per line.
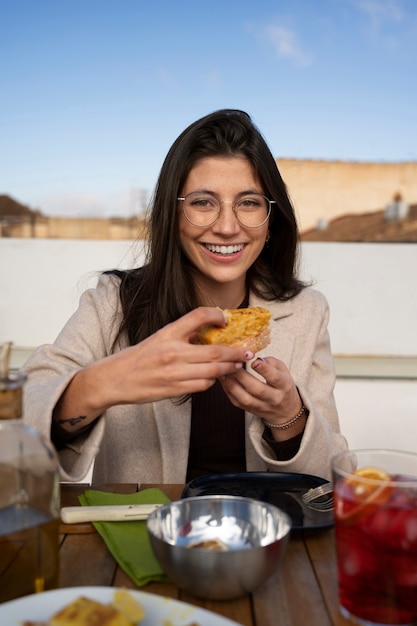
left=205, top=244, right=244, bottom=255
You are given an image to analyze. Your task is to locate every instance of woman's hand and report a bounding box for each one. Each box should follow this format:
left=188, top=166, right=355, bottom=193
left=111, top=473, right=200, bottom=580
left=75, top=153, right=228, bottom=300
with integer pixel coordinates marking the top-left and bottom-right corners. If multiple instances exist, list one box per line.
left=95, top=307, right=254, bottom=406
left=219, top=356, right=306, bottom=440
left=53, top=307, right=254, bottom=432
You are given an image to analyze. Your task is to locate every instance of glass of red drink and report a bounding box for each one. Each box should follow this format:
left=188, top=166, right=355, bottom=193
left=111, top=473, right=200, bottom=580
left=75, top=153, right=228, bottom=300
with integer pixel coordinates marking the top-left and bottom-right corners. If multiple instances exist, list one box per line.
left=331, top=449, right=417, bottom=626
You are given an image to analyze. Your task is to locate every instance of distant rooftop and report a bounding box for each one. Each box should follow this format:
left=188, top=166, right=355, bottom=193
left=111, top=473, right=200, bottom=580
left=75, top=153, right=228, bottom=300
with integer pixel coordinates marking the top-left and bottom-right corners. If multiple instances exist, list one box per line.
left=302, top=203, right=417, bottom=242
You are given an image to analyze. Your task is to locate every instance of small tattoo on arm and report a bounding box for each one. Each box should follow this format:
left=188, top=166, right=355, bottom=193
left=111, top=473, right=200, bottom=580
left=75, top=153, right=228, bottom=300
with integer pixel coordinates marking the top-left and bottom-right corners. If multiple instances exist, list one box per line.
left=58, top=415, right=88, bottom=427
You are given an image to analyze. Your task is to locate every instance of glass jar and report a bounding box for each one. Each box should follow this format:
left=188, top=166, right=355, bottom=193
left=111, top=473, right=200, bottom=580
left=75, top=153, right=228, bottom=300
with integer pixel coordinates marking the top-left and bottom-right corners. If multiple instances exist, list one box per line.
left=0, top=363, right=60, bottom=602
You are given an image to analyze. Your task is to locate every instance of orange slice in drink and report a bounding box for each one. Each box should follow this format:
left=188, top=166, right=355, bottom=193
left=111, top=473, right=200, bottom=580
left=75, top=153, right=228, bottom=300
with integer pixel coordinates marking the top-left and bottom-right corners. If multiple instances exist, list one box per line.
left=336, top=466, right=393, bottom=525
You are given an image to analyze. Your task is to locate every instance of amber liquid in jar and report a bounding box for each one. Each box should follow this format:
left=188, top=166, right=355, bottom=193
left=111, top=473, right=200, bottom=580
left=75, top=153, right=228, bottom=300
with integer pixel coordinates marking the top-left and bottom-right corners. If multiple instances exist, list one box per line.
left=0, top=505, right=60, bottom=602
left=0, top=356, right=61, bottom=603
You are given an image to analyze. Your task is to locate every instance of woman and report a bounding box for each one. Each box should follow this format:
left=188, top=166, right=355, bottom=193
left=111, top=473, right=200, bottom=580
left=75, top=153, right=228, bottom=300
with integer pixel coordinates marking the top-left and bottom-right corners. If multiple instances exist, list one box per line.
left=23, top=109, right=347, bottom=483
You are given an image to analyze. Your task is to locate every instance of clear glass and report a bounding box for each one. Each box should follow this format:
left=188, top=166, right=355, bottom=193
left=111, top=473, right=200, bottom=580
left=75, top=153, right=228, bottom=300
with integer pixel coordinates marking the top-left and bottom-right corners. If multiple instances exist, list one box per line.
left=178, top=192, right=274, bottom=228
left=0, top=372, right=60, bottom=602
left=331, top=449, right=417, bottom=625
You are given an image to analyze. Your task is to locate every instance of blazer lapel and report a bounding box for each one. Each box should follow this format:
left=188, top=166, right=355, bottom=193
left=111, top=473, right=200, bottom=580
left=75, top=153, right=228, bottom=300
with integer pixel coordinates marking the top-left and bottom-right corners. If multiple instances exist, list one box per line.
left=245, top=293, right=298, bottom=468
left=250, top=293, right=296, bottom=368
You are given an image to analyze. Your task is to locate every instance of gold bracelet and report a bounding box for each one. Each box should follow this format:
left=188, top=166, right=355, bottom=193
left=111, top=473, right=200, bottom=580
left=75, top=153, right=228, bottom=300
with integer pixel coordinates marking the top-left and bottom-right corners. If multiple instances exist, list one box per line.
left=262, top=404, right=306, bottom=430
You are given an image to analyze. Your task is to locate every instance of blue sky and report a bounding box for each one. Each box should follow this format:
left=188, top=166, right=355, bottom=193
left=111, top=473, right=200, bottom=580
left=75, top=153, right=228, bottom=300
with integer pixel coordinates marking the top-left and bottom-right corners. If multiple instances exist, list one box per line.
left=1, top=0, right=416, bottom=217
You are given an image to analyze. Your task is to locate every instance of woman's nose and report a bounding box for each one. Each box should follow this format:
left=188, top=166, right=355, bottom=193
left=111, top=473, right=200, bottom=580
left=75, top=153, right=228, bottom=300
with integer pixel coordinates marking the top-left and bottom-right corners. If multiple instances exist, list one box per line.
left=212, top=203, right=240, bottom=233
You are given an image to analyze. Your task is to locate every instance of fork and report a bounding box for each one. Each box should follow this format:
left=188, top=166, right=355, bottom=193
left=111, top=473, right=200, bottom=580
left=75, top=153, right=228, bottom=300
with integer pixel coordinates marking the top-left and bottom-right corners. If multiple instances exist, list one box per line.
left=301, top=483, right=334, bottom=511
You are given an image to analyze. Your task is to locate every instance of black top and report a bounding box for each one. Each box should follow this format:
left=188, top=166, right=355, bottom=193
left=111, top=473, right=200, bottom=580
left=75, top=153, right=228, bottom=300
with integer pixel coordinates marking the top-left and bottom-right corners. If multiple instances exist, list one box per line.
left=186, top=380, right=304, bottom=482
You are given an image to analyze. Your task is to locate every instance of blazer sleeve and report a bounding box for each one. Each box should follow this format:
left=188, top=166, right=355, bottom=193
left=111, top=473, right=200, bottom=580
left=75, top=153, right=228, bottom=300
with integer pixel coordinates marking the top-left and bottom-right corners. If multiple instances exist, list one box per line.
left=21, top=273, right=124, bottom=482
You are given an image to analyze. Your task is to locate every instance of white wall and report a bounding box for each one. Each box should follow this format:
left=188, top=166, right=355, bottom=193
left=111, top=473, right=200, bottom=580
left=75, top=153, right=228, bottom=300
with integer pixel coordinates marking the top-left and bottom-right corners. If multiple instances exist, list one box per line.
left=334, top=379, right=417, bottom=453
left=1, top=239, right=416, bottom=356
left=0, top=238, right=147, bottom=347
left=299, top=242, right=417, bottom=357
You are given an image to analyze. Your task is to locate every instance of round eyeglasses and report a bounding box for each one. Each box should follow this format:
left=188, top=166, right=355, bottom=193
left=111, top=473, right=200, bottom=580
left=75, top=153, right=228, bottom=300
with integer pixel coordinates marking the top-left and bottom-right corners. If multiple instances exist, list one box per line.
left=177, top=192, right=275, bottom=228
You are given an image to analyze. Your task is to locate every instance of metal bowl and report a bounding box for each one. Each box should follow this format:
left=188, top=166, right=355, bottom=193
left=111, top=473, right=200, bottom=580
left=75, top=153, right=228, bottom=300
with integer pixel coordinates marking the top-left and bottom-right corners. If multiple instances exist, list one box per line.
left=146, top=495, right=291, bottom=600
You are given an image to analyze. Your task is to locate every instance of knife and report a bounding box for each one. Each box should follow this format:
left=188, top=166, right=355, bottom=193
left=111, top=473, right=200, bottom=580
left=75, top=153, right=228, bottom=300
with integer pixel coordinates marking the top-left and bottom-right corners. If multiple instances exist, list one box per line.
left=60, top=503, right=162, bottom=523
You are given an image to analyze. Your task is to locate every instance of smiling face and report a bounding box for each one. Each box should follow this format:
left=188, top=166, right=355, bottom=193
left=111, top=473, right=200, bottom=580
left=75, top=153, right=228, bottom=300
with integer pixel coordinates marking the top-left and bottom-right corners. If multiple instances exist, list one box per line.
left=178, top=156, right=269, bottom=308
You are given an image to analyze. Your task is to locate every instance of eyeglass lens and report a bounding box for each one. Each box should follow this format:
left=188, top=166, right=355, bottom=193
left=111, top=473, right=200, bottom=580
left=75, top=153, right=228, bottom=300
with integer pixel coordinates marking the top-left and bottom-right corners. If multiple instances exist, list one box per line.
left=181, top=192, right=270, bottom=227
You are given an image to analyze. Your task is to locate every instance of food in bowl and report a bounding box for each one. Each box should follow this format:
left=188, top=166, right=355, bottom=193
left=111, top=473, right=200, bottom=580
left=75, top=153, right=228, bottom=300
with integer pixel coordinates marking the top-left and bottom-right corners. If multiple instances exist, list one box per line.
left=187, top=537, right=230, bottom=551
left=147, top=495, right=291, bottom=600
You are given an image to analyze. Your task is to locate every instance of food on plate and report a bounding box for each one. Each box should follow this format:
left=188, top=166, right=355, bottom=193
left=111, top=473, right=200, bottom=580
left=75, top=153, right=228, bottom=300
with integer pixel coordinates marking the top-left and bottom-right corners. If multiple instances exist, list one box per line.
left=112, top=589, right=146, bottom=623
left=196, top=306, right=271, bottom=353
left=22, top=589, right=145, bottom=626
left=49, top=596, right=131, bottom=626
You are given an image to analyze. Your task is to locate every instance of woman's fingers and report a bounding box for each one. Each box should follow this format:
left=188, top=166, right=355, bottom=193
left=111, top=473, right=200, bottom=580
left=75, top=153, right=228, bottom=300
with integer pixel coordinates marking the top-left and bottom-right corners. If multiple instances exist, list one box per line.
left=220, top=357, right=300, bottom=420
left=156, top=307, right=253, bottom=365
left=162, top=306, right=227, bottom=341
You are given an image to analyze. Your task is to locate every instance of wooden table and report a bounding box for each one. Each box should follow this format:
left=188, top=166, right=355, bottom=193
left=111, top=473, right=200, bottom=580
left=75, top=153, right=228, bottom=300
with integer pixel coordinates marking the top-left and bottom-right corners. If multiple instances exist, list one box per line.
left=60, top=483, right=353, bottom=626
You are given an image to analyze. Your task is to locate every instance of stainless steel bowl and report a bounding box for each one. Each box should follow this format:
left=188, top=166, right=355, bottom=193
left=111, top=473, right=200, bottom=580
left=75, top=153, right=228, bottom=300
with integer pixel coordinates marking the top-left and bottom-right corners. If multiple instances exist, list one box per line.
left=146, top=495, right=291, bottom=600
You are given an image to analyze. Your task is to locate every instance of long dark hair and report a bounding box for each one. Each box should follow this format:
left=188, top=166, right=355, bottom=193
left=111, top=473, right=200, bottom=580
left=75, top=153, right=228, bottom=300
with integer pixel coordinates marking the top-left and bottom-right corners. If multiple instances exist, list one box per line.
left=112, top=109, right=306, bottom=346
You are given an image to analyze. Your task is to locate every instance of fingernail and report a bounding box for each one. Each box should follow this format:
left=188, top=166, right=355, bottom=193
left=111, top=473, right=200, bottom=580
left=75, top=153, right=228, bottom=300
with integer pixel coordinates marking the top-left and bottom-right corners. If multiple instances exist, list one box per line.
left=252, top=357, right=265, bottom=370
left=244, top=351, right=254, bottom=360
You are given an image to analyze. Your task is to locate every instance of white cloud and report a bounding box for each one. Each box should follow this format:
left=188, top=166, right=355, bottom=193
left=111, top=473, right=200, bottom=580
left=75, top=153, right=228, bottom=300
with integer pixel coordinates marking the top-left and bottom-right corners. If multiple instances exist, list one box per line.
left=39, top=188, right=148, bottom=218
left=353, top=0, right=403, bottom=25
left=265, top=24, right=313, bottom=67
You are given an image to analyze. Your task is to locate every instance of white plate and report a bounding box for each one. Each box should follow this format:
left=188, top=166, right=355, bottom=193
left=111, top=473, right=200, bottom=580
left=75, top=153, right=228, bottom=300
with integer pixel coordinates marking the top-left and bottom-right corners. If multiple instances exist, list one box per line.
left=0, top=586, right=243, bottom=626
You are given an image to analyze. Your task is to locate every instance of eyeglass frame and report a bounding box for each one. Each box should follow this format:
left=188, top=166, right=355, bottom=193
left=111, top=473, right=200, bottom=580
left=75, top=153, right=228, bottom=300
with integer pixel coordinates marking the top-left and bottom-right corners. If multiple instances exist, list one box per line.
left=177, top=192, right=276, bottom=228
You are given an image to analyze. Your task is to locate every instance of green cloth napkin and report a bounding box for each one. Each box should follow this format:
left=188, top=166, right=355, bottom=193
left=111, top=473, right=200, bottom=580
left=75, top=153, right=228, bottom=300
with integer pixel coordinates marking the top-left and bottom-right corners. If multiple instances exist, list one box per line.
left=79, top=488, right=170, bottom=586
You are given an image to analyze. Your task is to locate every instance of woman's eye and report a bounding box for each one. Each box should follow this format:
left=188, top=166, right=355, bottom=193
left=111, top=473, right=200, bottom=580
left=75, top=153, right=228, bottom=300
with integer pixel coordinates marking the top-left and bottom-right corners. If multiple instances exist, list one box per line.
left=239, top=197, right=261, bottom=208
left=191, top=197, right=214, bottom=208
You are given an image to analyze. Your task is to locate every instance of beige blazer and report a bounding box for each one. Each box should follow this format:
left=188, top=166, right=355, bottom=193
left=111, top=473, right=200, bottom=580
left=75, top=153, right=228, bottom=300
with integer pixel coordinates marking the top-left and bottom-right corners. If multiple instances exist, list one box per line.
left=22, top=274, right=348, bottom=483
